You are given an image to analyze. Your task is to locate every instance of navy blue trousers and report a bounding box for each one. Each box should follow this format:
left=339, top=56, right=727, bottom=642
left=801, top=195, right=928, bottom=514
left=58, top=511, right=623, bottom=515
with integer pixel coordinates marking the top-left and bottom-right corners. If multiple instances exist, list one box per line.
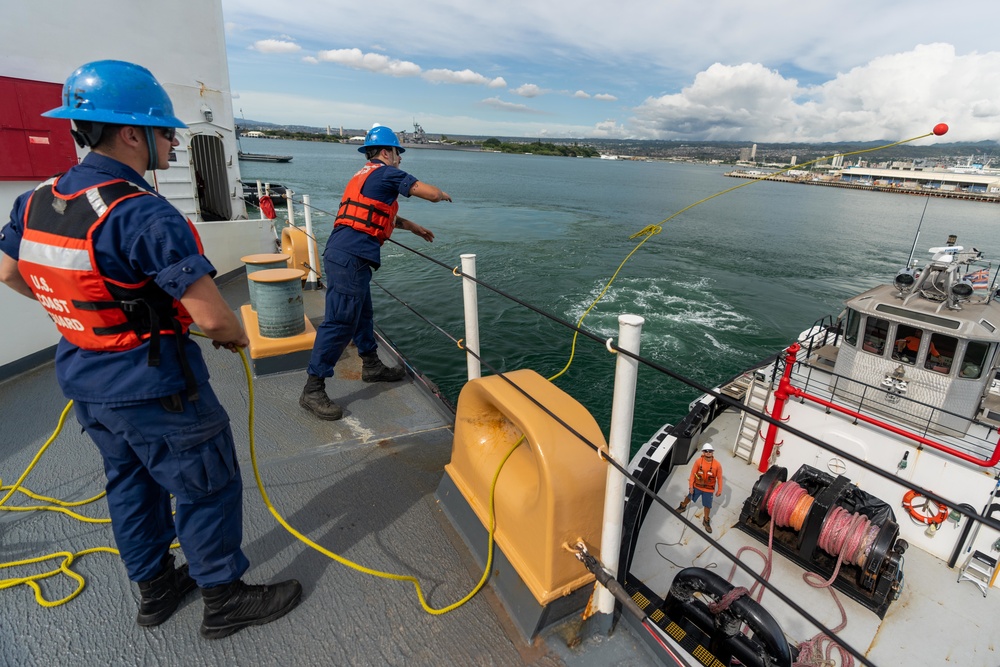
left=307, top=249, right=377, bottom=378
left=74, top=383, right=250, bottom=586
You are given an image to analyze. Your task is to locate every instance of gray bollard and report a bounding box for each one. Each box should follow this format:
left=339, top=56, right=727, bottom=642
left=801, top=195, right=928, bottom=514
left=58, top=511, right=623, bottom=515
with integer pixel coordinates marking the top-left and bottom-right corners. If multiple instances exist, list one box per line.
left=248, top=268, right=306, bottom=338
left=241, top=253, right=290, bottom=311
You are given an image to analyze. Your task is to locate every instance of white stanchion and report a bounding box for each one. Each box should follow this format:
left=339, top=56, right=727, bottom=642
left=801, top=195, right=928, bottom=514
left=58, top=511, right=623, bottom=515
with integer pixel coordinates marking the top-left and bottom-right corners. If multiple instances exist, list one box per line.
left=302, top=194, right=320, bottom=289
left=256, top=180, right=264, bottom=220
left=461, top=254, right=481, bottom=380
left=596, top=313, right=644, bottom=615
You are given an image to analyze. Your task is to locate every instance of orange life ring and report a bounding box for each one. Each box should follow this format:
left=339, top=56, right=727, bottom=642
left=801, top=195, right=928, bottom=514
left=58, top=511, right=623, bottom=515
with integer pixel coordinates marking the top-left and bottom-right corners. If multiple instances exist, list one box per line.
left=901, top=489, right=948, bottom=525
left=259, top=195, right=276, bottom=220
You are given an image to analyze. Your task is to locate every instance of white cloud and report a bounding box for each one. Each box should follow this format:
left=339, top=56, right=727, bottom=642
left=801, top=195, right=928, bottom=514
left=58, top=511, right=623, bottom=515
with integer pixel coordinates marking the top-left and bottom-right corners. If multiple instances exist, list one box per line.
left=423, top=68, right=503, bottom=86
left=480, top=97, right=546, bottom=114
left=630, top=45, right=1000, bottom=142
left=594, top=93, right=617, bottom=102
left=511, top=83, right=544, bottom=98
left=302, top=56, right=318, bottom=65
left=487, top=77, right=507, bottom=89
left=251, top=39, right=301, bottom=54
left=573, top=90, right=590, bottom=99
left=592, top=119, right=627, bottom=137
left=316, top=48, right=422, bottom=77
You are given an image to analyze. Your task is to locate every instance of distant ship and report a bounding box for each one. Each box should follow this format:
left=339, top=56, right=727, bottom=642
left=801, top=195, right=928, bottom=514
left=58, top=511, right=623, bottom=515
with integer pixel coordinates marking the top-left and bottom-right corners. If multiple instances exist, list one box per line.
left=399, top=121, right=481, bottom=152
left=238, top=150, right=293, bottom=163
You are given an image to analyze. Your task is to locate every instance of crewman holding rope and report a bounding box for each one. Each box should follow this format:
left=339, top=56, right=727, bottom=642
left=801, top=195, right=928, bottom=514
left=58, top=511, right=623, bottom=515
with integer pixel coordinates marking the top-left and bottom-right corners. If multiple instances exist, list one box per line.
left=676, top=442, right=724, bottom=532
left=299, top=124, right=452, bottom=420
left=0, top=60, right=301, bottom=638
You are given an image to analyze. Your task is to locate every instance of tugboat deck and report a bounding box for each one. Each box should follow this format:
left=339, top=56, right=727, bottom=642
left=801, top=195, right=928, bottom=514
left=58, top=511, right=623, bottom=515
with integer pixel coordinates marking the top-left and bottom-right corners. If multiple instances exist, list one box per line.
left=631, top=406, right=1000, bottom=666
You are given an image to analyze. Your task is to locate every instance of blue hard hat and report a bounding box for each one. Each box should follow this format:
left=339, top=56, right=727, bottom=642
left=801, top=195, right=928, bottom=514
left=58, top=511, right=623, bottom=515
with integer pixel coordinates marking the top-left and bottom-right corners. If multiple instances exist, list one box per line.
left=42, top=60, right=187, bottom=128
left=359, top=125, right=404, bottom=153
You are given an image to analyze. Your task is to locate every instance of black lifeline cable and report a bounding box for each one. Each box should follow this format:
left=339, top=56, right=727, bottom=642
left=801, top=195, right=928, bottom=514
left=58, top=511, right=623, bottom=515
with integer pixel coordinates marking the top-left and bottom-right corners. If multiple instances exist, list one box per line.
left=384, top=243, right=1000, bottom=537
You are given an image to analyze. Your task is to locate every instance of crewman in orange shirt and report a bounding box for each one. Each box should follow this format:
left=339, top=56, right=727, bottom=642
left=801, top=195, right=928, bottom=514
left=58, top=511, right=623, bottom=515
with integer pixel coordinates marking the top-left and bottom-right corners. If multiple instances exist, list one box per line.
left=676, top=442, right=724, bottom=533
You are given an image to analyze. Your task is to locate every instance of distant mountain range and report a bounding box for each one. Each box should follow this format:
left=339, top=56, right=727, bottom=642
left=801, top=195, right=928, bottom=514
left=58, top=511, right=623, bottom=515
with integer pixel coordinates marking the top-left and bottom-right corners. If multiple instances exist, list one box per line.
left=236, top=118, right=998, bottom=163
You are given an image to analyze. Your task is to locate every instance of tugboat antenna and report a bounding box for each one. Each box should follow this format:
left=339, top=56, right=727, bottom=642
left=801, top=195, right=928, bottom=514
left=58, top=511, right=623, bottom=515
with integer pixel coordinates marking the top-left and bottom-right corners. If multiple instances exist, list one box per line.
left=906, top=196, right=931, bottom=269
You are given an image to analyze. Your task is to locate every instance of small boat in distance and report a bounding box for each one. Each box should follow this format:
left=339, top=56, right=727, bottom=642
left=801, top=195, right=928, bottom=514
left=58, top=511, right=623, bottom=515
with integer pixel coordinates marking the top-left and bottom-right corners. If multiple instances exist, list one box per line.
left=242, top=182, right=289, bottom=205
left=237, top=125, right=292, bottom=162
left=238, top=150, right=293, bottom=163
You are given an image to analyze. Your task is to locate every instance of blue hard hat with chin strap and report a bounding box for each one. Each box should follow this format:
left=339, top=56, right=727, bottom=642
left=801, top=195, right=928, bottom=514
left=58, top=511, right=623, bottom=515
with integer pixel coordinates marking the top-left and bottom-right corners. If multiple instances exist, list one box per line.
left=359, top=125, right=404, bottom=153
left=43, top=60, right=186, bottom=171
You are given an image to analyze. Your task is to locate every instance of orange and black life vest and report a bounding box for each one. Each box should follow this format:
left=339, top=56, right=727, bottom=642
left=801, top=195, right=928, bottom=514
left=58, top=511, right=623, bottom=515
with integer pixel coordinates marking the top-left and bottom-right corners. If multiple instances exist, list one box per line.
left=334, top=162, right=400, bottom=245
left=18, top=177, right=198, bottom=374
left=692, top=456, right=720, bottom=492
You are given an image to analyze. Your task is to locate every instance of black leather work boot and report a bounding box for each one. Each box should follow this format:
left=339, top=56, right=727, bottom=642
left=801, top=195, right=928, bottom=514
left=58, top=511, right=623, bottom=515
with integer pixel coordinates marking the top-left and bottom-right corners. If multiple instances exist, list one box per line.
left=299, top=374, right=343, bottom=420
left=136, top=553, right=197, bottom=627
left=201, top=579, right=303, bottom=639
left=360, top=351, right=405, bottom=383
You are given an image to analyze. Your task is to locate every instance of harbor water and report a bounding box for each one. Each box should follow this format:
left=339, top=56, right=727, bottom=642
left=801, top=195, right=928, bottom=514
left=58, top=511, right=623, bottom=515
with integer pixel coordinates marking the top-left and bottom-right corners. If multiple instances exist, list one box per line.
left=238, top=137, right=1000, bottom=452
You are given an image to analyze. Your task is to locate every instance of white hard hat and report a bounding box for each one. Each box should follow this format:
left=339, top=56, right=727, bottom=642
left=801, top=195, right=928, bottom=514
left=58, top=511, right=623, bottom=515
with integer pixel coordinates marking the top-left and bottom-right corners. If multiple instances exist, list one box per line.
left=702, top=443, right=715, bottom=452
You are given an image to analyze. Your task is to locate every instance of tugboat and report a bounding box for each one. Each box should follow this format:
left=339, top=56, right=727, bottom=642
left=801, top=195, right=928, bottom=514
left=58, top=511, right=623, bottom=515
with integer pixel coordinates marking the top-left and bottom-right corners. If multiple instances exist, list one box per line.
left=621, top=234, right=1000, bottom=665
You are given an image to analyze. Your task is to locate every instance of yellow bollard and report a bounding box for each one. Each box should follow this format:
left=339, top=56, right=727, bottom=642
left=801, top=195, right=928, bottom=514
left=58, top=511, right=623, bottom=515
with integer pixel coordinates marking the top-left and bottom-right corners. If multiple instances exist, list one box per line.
left=446, top=369, right=608, bottom=605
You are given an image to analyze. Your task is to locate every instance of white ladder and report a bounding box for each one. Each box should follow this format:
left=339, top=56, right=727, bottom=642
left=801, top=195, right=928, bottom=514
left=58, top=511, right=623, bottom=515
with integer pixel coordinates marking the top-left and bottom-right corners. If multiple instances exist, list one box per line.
left=958, top=550, right=997, bottom=597
left=733, top=373, right=771, bottom=464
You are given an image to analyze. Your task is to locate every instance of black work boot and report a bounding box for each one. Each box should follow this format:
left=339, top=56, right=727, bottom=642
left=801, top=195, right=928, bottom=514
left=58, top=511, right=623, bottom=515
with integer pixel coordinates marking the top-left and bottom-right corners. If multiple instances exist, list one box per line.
left=360, top=351, right=405, bottom=383
left=299, top=374, right=343, bottom=420
left=676, top=498, right=690, bottom=513
left=201, top=579, right=303, bottom=639
left=136, top=553, right=197, bottom=627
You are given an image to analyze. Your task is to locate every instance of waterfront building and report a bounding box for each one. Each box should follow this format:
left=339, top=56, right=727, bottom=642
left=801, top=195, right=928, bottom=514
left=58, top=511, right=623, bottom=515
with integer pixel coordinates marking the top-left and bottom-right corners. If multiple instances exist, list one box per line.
left=838, top=167, right=1000, bottom=194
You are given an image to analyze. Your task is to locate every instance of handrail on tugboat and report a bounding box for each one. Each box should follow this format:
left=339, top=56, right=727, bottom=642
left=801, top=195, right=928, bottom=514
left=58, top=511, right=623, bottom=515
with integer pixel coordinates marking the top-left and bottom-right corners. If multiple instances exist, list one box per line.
left=761, top=343, right=1000, bottom=470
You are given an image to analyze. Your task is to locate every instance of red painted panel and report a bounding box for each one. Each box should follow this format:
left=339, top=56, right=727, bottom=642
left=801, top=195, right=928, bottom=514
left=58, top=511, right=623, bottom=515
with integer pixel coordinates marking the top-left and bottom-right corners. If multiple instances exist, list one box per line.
left=0, top=77, right=78, bottom=181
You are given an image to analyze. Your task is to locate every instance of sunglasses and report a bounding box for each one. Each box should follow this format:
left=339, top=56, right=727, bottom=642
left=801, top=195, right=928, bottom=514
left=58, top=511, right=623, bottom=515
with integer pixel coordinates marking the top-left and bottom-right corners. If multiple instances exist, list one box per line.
left=160, top=127, right=177, bottom=141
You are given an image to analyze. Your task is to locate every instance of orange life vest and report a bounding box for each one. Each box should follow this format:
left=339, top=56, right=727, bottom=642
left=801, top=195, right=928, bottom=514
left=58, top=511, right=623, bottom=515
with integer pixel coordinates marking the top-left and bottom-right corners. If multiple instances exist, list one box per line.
left=334, top=162, right=399, bottom=244
left=692, top=456, right=721, bottom=492
left=18, top=177, right=197, bottom=359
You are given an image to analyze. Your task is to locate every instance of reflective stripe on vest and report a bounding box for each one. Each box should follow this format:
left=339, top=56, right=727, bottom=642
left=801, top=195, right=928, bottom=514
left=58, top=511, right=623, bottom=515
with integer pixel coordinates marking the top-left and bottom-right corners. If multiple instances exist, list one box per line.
left=19, top=177, right=194, bottom=353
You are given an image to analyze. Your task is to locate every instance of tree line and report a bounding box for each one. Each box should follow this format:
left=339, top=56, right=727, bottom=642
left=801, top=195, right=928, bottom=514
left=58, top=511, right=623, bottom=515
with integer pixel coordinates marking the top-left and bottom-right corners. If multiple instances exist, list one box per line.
left=482, top=138, right=599, bottom=158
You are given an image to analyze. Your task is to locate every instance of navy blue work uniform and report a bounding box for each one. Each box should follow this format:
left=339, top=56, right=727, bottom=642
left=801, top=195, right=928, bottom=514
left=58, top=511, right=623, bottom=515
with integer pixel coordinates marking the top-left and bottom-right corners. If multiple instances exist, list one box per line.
left=0, top=152, right=249, bottom=587
left=306, top=159, right=417, bottom=378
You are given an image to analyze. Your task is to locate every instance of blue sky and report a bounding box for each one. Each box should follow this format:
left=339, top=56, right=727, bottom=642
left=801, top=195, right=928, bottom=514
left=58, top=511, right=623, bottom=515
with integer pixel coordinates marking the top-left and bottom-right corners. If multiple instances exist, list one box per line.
left=221, top=0, right=1000, bottom=143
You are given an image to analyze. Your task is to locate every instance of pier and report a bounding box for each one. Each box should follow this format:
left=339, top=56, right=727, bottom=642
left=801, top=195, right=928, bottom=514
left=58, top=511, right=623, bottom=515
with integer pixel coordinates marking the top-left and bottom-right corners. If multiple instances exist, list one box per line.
left=724, top=170, right=1000, bottom=203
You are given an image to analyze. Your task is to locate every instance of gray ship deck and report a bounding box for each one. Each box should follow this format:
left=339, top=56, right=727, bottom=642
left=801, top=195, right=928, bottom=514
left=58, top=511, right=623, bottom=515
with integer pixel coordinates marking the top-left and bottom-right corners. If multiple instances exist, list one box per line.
left=1, top=276, right=659, bottom=667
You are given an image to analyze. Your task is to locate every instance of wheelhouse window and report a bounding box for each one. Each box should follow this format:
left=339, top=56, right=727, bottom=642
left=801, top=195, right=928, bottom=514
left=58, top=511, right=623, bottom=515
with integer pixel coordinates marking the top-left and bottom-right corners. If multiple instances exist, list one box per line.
left=862, top=317, right=889, bottom=356
left=892, top=324, right=925, bottom=365
left=959, top=341, right=992, bottom=379
left=923, top=333, right=957, bottom=374
left=844, top=309, right=860, bottom=347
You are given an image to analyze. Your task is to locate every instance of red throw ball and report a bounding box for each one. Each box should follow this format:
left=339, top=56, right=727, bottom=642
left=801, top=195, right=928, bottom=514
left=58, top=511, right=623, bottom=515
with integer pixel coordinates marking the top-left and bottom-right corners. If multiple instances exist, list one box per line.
left=933, top=123, right=949, bottom=136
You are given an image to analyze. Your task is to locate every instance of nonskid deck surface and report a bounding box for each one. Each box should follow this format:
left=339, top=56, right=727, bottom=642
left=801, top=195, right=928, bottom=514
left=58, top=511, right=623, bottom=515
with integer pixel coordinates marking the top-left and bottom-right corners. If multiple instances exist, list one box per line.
left=632, top=408, right=1000, bottom=666
left=0, top=278, right=658, bottom=667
